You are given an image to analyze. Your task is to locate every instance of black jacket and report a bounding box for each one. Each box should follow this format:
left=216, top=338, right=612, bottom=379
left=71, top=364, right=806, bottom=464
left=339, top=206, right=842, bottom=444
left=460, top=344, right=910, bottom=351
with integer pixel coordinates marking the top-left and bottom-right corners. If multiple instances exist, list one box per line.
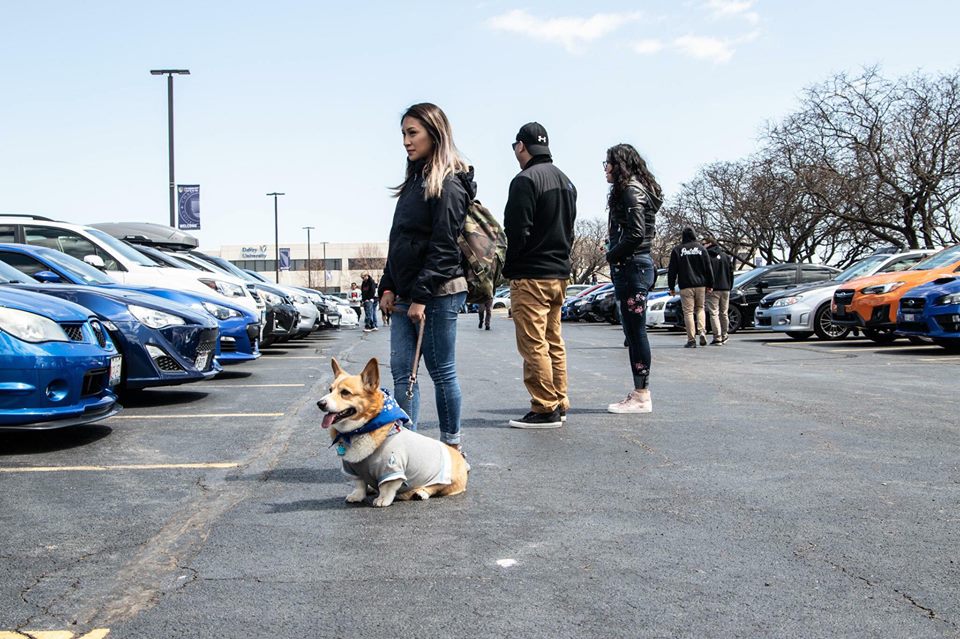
left=360, top=277, right=377, bottom=301
left=706, top=244, right=734, bottom=291
left=503, top=156, right=577, bottom=280
left=606, top=178, right=660, bottom=263
left=667, top=230, right=715, bottom=290
left=379, top=161, right=475, bottom=304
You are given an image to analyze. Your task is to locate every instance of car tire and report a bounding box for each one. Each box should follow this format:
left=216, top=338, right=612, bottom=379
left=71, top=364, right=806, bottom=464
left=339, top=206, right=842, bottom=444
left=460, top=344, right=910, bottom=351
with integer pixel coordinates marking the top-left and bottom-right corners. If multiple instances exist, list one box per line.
left=813, top=304, right=850, bottom=341
left=787, top=332, right=813, bottom=340
left=864, top=328, right=898, bottom=344
left=727, top=306, right=742, bottom=333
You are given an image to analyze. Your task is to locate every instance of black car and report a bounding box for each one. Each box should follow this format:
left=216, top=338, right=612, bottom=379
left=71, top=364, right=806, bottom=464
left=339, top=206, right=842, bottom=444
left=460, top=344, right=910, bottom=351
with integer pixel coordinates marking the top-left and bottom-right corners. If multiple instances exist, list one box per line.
left=663, top=263, right=840, bottom=332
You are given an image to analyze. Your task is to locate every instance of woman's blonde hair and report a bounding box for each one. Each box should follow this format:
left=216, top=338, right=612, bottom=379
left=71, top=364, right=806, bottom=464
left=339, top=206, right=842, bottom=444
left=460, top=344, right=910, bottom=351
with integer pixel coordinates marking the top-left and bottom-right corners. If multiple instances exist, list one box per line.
left=394, top=103, right=469, bottom=200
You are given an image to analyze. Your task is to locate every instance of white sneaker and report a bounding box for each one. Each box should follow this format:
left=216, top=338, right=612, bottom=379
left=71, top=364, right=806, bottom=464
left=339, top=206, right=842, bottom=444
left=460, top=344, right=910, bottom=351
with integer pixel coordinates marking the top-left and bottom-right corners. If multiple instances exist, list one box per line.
left=607, top=391, right=652, bottom=414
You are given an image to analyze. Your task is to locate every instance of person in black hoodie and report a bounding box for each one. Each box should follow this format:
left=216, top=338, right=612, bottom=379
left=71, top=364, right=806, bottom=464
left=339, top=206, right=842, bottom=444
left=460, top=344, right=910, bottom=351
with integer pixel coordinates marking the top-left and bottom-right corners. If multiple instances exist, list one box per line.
left=604, top=144, right=662, bottom=414
left=360, top=273, right=378, bottom=332
left=703, top=235, right=734, bottom=345
left=503, top=122, right=577, bottom=429
left=378, top=103, right=473, bottom=453
left=668, top=227, right=714, bottom=348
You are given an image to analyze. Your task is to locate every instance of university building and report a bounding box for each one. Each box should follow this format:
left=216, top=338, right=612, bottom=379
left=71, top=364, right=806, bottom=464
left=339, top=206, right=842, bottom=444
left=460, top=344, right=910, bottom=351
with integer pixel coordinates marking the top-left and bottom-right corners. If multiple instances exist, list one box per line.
left=213, top=242, right=388, bottom=292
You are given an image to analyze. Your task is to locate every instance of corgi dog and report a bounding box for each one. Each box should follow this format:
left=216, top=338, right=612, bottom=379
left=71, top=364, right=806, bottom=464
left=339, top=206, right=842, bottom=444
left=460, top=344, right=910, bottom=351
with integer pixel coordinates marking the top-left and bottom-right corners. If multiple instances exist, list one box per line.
left=316, top=357, right=468, bottom=508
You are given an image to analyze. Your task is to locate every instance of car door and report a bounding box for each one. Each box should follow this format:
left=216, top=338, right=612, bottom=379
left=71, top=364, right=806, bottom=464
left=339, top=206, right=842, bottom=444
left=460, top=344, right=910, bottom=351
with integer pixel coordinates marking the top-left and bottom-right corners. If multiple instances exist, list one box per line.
left=748, top=266, right=798, bottom=306
left=801, top=265, right=838, bottom=284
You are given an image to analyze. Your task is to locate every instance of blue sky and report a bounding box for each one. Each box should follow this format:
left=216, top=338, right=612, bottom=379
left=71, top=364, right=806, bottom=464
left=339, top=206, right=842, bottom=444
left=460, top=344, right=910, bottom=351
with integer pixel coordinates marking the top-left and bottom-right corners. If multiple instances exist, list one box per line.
left=1, top=1, right=958, bottom=250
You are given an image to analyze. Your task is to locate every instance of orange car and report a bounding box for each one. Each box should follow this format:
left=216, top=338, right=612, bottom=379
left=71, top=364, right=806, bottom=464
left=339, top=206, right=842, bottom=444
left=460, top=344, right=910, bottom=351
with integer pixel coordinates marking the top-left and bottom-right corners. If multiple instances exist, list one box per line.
left=832, top=244, right=960, bottom=343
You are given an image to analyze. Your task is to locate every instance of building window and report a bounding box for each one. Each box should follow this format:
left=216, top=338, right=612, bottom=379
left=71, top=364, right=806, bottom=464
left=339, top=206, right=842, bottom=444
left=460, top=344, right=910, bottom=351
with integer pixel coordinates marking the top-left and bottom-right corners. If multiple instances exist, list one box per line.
left=348, top=257, right=386, bottom=271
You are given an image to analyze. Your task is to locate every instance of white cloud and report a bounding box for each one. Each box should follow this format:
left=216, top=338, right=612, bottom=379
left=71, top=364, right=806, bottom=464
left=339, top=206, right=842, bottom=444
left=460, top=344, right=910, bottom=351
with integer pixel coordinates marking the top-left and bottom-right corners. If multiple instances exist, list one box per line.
left=705, top=0, right=760, bottom=24
left=673, top=34, right=736, bottom=63
left=632, top=39, right=664, bottom=55
left=487, top=9, right=643, bottom=53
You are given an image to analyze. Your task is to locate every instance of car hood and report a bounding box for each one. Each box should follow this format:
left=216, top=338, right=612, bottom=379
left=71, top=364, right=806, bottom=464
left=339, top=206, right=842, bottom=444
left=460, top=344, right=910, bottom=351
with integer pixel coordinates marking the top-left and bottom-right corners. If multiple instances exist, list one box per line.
left=901, top=275, right=960, bottom=299
left=761, top=280, right=838, bottom=303
left=0, top=287, right=93, bottom=322
left=842, top=266, right=958, bottom=291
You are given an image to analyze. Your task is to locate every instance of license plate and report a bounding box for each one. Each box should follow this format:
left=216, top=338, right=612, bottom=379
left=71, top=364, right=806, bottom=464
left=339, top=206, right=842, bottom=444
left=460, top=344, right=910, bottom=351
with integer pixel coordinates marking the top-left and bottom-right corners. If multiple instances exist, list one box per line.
left=109, top=356, right=122, bottom=386
left=903, top=313, right=917, bottom=322
left=195, top=351, right=210, bottom=371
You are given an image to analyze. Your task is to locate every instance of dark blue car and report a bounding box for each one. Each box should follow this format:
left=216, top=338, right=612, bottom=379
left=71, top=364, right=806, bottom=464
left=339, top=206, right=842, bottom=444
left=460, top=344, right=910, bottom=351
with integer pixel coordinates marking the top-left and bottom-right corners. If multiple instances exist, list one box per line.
left=0, top=288, right=121, bottom=429
left=0, top=261, right=220, bottom=391
left=0, top=244, right=260, bottom=365
left=897, top=275, right=960, bottom=351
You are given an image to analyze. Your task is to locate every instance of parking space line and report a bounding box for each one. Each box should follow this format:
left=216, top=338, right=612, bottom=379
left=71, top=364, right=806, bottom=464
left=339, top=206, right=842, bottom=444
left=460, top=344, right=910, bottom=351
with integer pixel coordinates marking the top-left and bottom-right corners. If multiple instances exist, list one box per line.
left=0, top=463, right=238, bottom=474
left=200, top=383, right=306, bottom=388
left=110, top=412, right=284, bottom=419
left=264, top=356, right=327, bottom=359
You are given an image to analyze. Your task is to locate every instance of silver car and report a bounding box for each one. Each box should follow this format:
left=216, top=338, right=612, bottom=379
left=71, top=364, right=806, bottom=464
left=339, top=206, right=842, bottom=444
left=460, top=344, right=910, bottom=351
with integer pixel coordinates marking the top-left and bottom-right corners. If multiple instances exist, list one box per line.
left=754, top=250, right=936, bottom=340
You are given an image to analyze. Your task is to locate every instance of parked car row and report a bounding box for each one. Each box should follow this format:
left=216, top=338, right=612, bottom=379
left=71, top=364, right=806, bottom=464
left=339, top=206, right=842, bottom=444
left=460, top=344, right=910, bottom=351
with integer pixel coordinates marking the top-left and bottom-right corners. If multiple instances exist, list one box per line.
left=0, top=216, right=358, bottom=431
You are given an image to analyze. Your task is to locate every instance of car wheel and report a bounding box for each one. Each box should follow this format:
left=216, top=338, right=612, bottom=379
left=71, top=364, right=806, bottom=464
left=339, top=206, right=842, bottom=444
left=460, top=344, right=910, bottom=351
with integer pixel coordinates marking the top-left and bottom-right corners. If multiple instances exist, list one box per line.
left=787, top=332, right=813, bottom=340
left=813, top=304, right=850, bottom=340
left=864, top=328, right=898, bottom=344
left=932, top=338, right=960, bottom=352
left=493, top=303, right=504, bottom=309
left=727, top=306, right=742, bottom=333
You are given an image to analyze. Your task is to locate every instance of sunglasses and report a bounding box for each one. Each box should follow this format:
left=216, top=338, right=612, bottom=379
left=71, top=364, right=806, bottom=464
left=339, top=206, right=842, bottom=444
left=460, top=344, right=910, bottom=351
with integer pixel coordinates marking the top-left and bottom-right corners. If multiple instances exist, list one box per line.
left=511, top=141, right=521, bottom=151
left=602, top=161, right=612, bottom=169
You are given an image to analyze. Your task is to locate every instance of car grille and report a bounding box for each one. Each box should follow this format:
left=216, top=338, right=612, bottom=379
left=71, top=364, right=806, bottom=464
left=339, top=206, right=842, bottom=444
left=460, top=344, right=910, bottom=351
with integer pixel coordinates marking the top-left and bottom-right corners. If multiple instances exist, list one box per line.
left=220, top=337, right=237, bottom=352
left=155, top=356, right=182, bottom=372
left=90, top=320, right=107, bottom=347
left=756, top=316, right=772, bottom=326
left=61, top=323, right=84, bottom=341
left=900, top=298, right=926, bottom=311
left=898, top=321, right=927, bottom=333
left=81, top=367, right=109, bottom=397
left=935, top=315, right=960, bottom=332
left=834, top=290, right=855, bottom=305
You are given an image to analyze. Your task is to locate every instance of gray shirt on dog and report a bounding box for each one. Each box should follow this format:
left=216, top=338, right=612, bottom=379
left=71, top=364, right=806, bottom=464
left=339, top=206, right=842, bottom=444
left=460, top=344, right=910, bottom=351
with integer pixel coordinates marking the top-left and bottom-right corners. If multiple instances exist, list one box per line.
left=342, top=428, right=452, bottom=489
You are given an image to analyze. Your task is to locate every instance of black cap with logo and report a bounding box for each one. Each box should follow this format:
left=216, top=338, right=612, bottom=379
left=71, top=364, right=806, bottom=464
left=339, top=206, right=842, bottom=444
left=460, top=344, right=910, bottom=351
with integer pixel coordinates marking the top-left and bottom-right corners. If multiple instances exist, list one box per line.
left=515, top=122, right=551, bottom=157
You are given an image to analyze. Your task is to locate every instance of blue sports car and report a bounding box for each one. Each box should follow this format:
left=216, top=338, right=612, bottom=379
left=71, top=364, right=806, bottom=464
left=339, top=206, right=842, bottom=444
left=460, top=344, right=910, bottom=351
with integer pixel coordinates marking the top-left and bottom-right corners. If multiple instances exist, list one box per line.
left=0, top=261, right=220, bottom=391
left=0, top=287, right=121, bottom=430
left=0, top=243, right=260, bottom=365
left=897, top=275, right=960, bottom=351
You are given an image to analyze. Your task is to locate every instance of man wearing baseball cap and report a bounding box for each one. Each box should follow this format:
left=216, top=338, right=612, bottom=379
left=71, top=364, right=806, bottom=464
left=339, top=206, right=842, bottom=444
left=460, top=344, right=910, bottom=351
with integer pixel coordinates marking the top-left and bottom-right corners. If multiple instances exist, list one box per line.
left=504, top=122, right=578, bottom=429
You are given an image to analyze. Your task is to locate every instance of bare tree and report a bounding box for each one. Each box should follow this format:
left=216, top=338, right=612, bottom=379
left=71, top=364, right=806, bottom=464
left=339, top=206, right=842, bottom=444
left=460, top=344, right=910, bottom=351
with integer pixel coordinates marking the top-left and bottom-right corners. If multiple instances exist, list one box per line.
left=351, top=243, right=386, bottom=272
left=570, top=217, right=609, bottom=283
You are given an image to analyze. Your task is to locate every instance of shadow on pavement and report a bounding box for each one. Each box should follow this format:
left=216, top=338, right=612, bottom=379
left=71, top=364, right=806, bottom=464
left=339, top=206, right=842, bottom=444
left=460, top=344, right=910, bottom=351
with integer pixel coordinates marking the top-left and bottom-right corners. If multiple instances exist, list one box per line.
left=211, top=369, right=254, bottom=380
left=0, top=424, right=112, bottom=456
left=266, top=497, right=348, bottom=513
left=227, top=467, right=344, bottom=484
left=118, top=389, right=210, bottom=408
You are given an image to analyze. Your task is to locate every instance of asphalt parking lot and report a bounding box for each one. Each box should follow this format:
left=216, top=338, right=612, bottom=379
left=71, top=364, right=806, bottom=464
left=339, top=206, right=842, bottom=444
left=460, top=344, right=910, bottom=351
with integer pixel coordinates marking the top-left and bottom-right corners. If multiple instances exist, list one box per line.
left=1, top=316, right=958, bottom=638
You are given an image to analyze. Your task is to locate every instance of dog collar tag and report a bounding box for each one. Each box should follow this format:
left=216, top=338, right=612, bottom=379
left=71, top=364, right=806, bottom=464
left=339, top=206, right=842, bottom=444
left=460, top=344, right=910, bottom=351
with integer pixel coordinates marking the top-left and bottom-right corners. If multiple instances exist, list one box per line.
left=336, top=443, right=347, bottom=456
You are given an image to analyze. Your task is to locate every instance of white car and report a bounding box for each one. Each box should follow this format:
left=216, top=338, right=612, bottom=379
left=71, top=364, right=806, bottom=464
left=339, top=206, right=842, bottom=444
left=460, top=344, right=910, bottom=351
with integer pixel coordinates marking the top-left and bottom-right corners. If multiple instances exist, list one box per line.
left=0, top=216, right=260, bottom=315
left=492, top=289, right=511, bottom=310
left=646, top=293, right=674, bottom=328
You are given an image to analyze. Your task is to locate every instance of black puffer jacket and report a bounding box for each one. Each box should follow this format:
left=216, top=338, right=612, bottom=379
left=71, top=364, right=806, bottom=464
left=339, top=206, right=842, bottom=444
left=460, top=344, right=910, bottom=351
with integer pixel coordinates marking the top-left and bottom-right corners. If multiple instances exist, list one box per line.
left=606, top=178, right=661, bottom=264
left=379, top=161, right=476, bottom=304
left=706, top=244, right=734, bottom=291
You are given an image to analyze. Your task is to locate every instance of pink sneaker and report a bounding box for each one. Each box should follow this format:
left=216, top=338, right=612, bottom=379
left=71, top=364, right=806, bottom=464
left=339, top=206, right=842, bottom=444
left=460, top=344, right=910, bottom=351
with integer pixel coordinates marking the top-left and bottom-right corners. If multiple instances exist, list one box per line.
left=607, top=391, right=652, bottom=414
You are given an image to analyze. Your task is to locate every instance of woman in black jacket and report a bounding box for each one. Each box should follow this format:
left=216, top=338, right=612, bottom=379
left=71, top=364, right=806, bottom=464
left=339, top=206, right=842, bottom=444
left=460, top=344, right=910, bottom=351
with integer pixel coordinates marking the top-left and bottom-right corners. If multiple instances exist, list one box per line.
left=604, top=144, right=662, bottom=414
left=379, top=103, right=474, bottom=451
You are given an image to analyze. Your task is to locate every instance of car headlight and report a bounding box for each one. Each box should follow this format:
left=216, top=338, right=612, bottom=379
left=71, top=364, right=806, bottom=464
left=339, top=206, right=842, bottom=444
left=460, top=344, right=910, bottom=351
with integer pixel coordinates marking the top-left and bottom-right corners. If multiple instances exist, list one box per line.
left=294, top=295, right=308, bottom=304
left=935, top=293, right=960, bottom=306
left=197, top=301, right=242, bottom=320
left=860, top=282, right=904, bottom=295
left=261, top=291, right=283, bottom=305
left=199, top=279, right=246, bottom=298
left=128, top=304, right=186, bottom=329
left=649, top=300, right=666, bottom=311
left=0, top=307, right=70, bottom=343
left=773, top=296, right=802, bottom=307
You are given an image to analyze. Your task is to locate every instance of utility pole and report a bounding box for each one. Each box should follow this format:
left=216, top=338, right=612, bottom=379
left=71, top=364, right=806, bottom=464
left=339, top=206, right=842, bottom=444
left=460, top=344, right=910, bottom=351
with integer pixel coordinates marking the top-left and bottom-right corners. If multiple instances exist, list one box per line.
left=267, top=192, right=285, bottom=282
left=320, top=241, right=329, bottom=293
left=150, top=69, right=190, bottom=227
left=303, top=226, right=315, bottom=288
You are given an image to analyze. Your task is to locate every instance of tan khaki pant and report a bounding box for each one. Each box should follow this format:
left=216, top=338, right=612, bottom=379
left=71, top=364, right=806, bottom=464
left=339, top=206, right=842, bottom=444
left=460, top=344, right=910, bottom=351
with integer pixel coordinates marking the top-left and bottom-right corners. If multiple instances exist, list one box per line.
left=680, top=287, right=707, bottom=341
left=705, top=290, right=730, bottom=339
left=510, top=279, right=569, bottom=413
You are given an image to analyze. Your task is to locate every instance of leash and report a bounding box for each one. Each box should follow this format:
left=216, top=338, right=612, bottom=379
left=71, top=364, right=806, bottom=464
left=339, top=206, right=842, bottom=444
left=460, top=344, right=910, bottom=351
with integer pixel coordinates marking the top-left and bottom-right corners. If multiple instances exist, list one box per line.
left=407, top=316, right=425, bottom=399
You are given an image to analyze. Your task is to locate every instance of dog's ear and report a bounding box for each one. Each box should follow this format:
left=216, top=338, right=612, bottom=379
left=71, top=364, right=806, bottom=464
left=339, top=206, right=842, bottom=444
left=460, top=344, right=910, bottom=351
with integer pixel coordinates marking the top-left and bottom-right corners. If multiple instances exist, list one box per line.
left=360, top=358, right=380, bottom=390
left=331, top=358, right=344, bottom=378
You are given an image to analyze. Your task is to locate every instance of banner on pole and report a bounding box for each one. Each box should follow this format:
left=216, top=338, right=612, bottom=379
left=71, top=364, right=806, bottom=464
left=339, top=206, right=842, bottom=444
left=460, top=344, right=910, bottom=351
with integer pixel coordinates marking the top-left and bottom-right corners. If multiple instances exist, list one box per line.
left=279, top=248, right=291, bottom=271
left=177, top=185, right=200, bottom=230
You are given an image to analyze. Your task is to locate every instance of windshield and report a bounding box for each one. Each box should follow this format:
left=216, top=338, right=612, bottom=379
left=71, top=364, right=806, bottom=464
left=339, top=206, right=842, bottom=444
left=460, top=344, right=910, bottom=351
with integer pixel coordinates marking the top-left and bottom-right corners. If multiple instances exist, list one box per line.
left=0, top=261, right=40, bottom=284
left=201, top=254, right=255, bottom=281
left=733, top=266, right=771, bottom=288
left=85, top=228, right=158, bottom=267
left=654, top=270, right=669, bottom=289
left=36, top=247, right=114, bottom=285
left=912, top=245, right=960, bottom=270
left=834, top=255, right=887, bottom=282
left=136, top=245, right=201, bottom=270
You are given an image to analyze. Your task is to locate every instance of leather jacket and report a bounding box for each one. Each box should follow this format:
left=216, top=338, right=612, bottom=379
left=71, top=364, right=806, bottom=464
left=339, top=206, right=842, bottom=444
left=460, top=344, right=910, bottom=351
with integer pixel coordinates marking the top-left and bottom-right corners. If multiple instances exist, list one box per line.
left=606, top=178, right=661, bottom=264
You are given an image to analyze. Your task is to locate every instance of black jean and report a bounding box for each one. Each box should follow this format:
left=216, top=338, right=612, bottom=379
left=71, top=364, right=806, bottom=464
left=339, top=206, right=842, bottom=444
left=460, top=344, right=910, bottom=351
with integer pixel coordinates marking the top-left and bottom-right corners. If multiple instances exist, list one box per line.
left=611, top=254, right=656, bottom=389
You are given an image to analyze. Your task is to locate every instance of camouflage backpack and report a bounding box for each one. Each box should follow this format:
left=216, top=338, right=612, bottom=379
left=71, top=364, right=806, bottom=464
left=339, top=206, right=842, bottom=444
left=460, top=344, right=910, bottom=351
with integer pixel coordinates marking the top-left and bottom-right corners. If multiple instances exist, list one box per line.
left=458, top=200, right=507, bottom=304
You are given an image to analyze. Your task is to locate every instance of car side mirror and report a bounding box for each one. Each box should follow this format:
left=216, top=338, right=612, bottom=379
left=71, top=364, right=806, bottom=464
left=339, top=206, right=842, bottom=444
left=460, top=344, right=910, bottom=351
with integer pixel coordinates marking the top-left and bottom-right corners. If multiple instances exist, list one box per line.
left=83, top=254, right=106, bottom=269
left=755, top=280, right=768, bottom=291
left=33, top=270, right=63, bottom=283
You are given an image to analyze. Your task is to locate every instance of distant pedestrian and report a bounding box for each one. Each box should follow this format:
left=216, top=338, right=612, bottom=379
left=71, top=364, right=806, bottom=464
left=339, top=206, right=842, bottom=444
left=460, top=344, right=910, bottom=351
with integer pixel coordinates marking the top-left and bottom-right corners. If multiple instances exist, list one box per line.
left=380, top=304, right=391, bottom=326
left=590, top=273, right=598, bottom=285
left=360, top=273, right=378, bottom=332
left=668, top=227, right=714, bottom=348
left=703, top=235, right=734, bottom=345
left=378, top=102, right=473, bottom=452
left=477, top=295, right=493, bottom=330
left=348, top=282, right=362, bottom=320
left=503, top=122, right=577, bottom=429
left=603, top=143, right=662, bottom=414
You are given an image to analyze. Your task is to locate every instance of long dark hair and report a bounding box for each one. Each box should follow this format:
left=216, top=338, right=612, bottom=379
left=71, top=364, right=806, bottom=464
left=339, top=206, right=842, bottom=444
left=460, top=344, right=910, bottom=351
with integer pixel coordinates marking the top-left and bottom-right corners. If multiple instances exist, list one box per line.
left=606, top=143, right=662, bottom=211
left=392, top=102, right=468, bottom=200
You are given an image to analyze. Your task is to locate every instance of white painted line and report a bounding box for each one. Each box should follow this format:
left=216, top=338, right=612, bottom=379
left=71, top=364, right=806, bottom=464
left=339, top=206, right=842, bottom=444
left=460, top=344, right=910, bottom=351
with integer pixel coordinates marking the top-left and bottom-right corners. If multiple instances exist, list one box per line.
left=496, top=559, right=517, bottom=568
left=110, top=413, right=284, bottom=419
left=201, top=384, right=306, bottom=388
left=263, top=356, right=326, bottom=359
left=0, top=463, right=239, bottom=474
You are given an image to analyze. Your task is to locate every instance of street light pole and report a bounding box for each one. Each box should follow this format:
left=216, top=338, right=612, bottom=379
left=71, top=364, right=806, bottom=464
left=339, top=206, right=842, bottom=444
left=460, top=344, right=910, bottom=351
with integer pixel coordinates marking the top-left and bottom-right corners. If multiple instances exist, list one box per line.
left=150, top=69, right=190, bottom=227
left=267, top=192, right=285, bottom=282
left=303, top=226, right=315, bottom=288
left=320, top=241, right=329, bottom=293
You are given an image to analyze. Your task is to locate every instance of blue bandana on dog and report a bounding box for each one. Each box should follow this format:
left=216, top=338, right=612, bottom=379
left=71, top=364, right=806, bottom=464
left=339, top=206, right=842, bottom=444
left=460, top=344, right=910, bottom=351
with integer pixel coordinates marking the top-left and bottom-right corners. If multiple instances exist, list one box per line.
left=331, top=388, right=410, bottom=455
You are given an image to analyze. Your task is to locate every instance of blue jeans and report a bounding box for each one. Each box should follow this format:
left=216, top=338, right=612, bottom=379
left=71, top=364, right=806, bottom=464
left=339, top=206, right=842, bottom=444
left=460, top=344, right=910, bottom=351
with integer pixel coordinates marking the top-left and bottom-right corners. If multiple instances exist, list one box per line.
left=612, top=254, right=656, bottom=389
left=363, top=299, right=378, bottom=329
left=390, top=291, right=466, bottom=445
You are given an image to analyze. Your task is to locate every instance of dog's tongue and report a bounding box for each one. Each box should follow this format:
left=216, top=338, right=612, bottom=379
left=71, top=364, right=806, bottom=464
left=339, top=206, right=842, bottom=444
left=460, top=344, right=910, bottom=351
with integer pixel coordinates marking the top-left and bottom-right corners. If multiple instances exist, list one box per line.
left=321, top=413, right=336, bottom=429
